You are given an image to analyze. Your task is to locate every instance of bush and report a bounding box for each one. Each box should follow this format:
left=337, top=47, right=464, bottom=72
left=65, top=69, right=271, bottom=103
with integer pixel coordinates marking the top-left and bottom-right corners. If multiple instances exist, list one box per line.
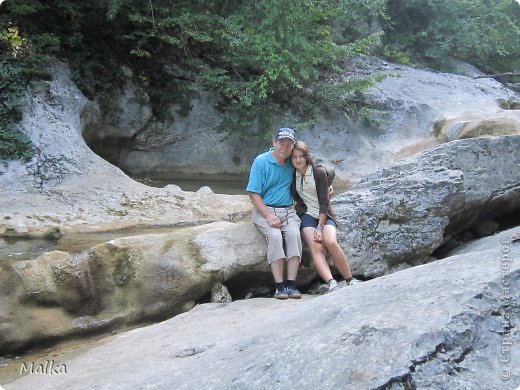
left=382, top=0, right=520, bottom=75
left=1, top=0, right=387, bottom=146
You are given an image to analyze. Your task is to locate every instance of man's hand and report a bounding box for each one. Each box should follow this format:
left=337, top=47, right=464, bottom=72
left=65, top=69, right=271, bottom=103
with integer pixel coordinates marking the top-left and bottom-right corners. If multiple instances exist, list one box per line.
left=266, top=213, right=282, bottom=228
left=248, top=192, right=282, bottom=229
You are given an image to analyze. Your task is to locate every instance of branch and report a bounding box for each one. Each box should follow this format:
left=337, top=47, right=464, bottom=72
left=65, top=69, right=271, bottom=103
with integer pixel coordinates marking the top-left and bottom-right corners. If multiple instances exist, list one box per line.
left=149, top=0, right=155, bottom=27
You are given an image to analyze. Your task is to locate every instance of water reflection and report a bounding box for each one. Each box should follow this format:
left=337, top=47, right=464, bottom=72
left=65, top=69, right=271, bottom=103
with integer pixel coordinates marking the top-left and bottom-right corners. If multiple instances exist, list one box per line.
left=0, top=227, right=177, bottom=262
left=132, top=176, right=351, bottom=196
left=133, top=176, right=248, bottom=195
left=0, top=237, right=57, bottom=261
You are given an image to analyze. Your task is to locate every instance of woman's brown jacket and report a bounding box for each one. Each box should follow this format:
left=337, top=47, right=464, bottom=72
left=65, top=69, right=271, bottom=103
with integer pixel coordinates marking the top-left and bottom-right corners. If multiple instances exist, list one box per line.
left=291, top=164, right=338, bottom=226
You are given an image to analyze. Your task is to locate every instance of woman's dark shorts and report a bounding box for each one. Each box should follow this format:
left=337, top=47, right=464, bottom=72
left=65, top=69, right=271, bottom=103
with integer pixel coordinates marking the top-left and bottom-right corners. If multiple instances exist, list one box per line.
left=299, top=213, right=337, bottom=229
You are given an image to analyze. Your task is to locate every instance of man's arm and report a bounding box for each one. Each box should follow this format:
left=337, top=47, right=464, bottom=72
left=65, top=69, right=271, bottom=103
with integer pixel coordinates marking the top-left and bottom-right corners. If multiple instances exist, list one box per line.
left=248, top=192, right=282, bottom=229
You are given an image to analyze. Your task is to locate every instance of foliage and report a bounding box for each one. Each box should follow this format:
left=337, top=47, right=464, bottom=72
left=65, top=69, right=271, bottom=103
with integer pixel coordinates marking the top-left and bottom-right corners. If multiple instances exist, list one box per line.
left=1, top=0, right=386, bottom=144
left=381, top=0, right=520, bottom=76
left=1, top=0, right=519, bottom=163
left=0, top=57, right=33, bottom=163
left=0, top=22, right=41, bottom=163
left=108, top=0, right=387, bottom=132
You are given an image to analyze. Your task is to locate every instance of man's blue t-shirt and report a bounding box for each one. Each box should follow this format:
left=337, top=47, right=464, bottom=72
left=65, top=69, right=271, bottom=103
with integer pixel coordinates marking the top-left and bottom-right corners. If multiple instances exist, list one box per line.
left=246, top=150, right=294, bottom=206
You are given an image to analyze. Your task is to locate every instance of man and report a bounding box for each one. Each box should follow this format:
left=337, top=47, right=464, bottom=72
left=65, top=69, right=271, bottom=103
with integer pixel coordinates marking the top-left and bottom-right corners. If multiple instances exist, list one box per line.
left=246, top=127, right=302, bottom=299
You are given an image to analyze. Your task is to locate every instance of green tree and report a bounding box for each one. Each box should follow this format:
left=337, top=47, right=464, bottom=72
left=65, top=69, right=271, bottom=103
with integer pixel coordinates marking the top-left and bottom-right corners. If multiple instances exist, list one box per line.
left=111, top=0, right=387, bottom=132
left=382, top=0, right=520, bottom=75
left=0, top=0, right=386, bottom=161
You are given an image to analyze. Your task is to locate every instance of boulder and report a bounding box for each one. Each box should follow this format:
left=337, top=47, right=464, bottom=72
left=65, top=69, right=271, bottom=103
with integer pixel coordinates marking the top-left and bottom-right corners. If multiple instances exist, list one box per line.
left=0, top=221, right=316, bottom=353
left=4, top=227, right=519, bottom=389
left=333, top=135, right=520, bottom=277
left=12, top=251, right=94, bottom=313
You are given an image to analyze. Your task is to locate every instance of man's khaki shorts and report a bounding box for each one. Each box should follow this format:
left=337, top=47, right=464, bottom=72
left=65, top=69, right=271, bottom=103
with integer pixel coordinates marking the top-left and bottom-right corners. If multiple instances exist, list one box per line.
left=252, top=206, right=302, bottom=264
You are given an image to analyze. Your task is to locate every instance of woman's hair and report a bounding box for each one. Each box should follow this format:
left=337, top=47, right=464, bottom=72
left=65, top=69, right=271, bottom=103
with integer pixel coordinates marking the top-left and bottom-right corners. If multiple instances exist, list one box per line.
left=293, top=140, right=315, bottom=165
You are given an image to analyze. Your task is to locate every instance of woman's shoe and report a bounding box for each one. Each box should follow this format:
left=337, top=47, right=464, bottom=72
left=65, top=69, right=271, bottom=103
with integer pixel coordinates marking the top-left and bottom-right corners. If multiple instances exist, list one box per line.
left=328, top=279, right=340, bottom=293
left=346, top=278, right=361, bottom=286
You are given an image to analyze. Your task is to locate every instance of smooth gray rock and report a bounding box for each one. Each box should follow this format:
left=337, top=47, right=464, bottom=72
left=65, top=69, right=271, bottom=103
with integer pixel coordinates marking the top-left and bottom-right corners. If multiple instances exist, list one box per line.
left=333, top=135, right=520, bottom=277
left=4, top=227, right=519, bottom=390
left=0, top=221, right=315, bottom=353
left=0, top=60, right=252, bottom=236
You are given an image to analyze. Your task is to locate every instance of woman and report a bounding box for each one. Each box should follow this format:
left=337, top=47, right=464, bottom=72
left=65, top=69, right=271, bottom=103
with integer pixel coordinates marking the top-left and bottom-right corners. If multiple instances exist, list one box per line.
left=291, top=141, right=358, bottom=292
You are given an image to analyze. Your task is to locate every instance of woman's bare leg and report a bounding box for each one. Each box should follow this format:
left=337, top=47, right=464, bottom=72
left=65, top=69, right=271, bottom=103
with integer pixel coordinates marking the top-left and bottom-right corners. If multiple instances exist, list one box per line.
left=302, top=227, right=333, bottom=283
left=322, top=225, right=353, bottom=280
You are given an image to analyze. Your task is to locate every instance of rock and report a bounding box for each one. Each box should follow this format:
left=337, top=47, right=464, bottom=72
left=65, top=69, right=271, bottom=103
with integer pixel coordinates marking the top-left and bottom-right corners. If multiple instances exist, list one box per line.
left=5, top=227, right=519, bottom=390
left=82, top=65, right=153, bottom=146
left=2, top=132, right=519, bottom=351
left=88, top=82, right=260, bottom=179
left=333, top=135, right=520, bottom=278
left=0, top=225, right=61, bottom=240
left=306, top=280, right=329, bottom=295
left=210, top=283, right=232, bottom=303
left=458, top=118, right=520, bottom=139
left=0, top=60, right=252, bottom=236
left=196, top=186, right=214, bottom=194
left=12, top=251, right=94, bottom=313
left=474, top=219, right=500, bottom=237
left=195, top=221, right=317, bottom=289
left=0, top=221, right=317, bottom=353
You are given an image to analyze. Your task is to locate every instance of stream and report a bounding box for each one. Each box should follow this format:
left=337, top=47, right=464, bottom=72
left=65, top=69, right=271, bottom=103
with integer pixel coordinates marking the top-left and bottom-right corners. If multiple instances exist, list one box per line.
left=0, top=227, right=178, bottom=262
left=132, top=175, right=249, bottom=195
left=0, top=176, right=249, bottom=263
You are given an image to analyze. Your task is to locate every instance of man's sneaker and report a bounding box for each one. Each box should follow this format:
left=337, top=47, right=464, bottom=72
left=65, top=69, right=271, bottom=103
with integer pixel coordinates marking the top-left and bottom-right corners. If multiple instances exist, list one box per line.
left=286, top=286, right=302, bottom=299
left=346, top=278, right=362, bottom=286
left=274, top=287, right=288, bottom=300
left=328, top=279, right=340, bottom=293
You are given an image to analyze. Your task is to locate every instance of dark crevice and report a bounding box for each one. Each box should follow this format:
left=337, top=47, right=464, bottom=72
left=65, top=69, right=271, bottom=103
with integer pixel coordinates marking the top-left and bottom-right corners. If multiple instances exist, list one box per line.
left=376, top=331, right=476, bottom=390
left=433, top=208, right=520, bottom=259
left=374, top=373, right=415, bottom=390
left=222, top=247, right=373, bottom=300
left=453, top=346, right=474, bottom=364
left=87, top=136, right=133, bottom=167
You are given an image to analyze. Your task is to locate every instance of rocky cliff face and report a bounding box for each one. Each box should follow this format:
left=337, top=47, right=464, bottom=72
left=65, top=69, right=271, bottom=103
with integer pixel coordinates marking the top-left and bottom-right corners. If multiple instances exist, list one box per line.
left=300, top=58, right=520, bottom=182
left=334, top=135, right=520, bottom=277
left=80, top=57, right=520, bottom=185
left=0, top=60, right=252, bottom=236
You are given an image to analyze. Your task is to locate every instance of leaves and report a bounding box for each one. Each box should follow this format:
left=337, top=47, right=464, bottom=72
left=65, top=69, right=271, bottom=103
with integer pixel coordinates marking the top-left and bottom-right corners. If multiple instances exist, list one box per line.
left=3, top=0, right=517, bottom=153
left=382, top=0, right=520, bottom=74
left=0, top=58, right=33, bottom=162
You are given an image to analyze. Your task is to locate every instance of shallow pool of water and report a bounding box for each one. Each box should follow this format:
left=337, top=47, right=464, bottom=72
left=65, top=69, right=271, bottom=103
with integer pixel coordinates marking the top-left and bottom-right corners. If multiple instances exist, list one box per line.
left=0, top=227, right=178, bottom=262
left=133, top=176, right=249, bottom=195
